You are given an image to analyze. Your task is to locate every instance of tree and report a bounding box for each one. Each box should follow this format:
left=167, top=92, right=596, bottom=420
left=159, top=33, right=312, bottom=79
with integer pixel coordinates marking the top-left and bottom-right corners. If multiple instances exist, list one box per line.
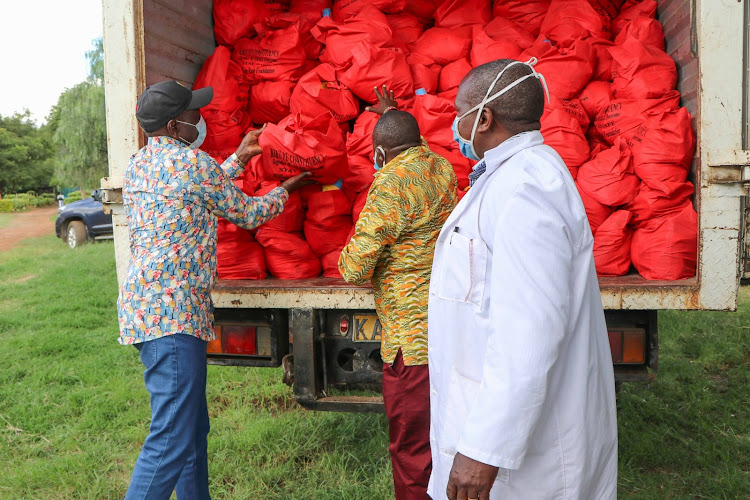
left=51, top=37, right=107, bottom=195
left=0, top=111, right=55, bottom=195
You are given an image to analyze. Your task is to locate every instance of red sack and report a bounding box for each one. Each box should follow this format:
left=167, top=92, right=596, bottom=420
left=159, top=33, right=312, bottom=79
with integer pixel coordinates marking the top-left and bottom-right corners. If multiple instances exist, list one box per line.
left=614, top=15, right=665, bottom=50
left=409, top=27, right=473, bottom=66
left=339, top=43, right=414, bottom=102
left=593, top=90, right=681, bottom=144
left=471, top=27, right=523, bottom=67
left=431, top=144, right=475, bottom=191
left=304, top=188, right=354, bottom=256
left=439, top=59, right=472, bottom=93
left=484, top=17, right=535, bottom=50
left=213, top=0, right=288, bottom=47
left=593, top=210, right=633, bottom=277
left=524, top=39, right=595, bottom=99
left=613, top=0, right=657, bottom=34
left=541, top=108, right=591, bottom=169
left=492, top=0, right=550, bottom=36
left=314, top=6, right=393, bottom=67
left=254, top=12, right=324, bottom=61
left=255, top=229, right=322, bottom=279
left=628, top=108, right=695, bottom=184
left=249, top=80, right=295, bottom=125
left=321, top=249, right=345, bottom=278
left=577, top=138, right=640, bottom=206
left=631, top=204, right=697, bottom=280
left=259, top=113, right=348, bottom=183
left=576, top=181, right=612, bottom=235
left=232, top=26, right=307, bottom=83
left=434, top=0, right=492, bottom=29
left=332, top=0, right=406, bottom=21
left=409, top=54, right=442, bottom=94
left=255, top=182, right=305, bottom=232
left=290, top=0, right=331, bottom=21
left=413, top=93, right=456, bottom=150
left=540, top=0, right=611, bottom=44
left=387, top=14, right=425, bottom=46
left=626, top=180, right=694, bottom=228
left=588, top=37, right=615, bottom=81
left=547, top=96, right=590, bottom=131
left=405, top=0, right=440, bottom=22
left=578, top=81, right=613, bottom=120
left=351, top=189, right=369, bottom=223
left=610, top=37, right=677, bottom=99
left=290, top=63, right=359, bottom=123
left=343, top=155, right=375, bottom=194
left=194, top=46, right=252, bottom=152
left=346, top=112, right=379, bottom=158
left=216, top=220, right=268, bottom=280
left=587, top=0, right=626, bottom=19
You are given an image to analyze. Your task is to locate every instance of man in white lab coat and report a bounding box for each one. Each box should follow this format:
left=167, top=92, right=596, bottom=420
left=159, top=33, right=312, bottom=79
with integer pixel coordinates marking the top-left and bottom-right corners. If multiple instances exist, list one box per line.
left=427, top=59, right=618, bottom=500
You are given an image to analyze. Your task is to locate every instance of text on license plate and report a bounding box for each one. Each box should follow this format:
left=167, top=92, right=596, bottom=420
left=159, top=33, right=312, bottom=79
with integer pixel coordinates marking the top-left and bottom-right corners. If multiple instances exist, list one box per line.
left=352, top=314, right=382, bottom=342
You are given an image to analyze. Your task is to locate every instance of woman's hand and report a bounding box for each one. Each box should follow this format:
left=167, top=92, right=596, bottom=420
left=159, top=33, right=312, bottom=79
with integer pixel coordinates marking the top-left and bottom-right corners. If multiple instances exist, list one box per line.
left=365, top=85, right=398, bottom=115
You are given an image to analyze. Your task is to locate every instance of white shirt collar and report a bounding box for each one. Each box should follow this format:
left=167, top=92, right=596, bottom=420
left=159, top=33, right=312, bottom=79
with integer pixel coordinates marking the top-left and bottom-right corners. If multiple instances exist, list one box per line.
left=482, top=130, right=544, bottom=175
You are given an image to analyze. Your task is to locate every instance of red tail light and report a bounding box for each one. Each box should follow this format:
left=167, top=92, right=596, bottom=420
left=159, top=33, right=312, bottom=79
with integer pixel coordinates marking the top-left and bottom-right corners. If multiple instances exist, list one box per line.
left=608, top=328, right=646, bottom=364
left=208, top=324, right=257, bottom=355
left=340, top=315, right=350, bottom=335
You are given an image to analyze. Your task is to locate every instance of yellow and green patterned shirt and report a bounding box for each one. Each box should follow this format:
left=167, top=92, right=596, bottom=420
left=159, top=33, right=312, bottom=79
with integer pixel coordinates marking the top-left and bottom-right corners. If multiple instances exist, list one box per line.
left=339, top=140, right=458, bottom=366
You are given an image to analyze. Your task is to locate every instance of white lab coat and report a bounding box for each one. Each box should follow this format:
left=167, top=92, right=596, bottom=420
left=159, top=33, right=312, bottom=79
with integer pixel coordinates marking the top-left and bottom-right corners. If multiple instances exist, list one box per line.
left=427, top=131, right=618, bottom=500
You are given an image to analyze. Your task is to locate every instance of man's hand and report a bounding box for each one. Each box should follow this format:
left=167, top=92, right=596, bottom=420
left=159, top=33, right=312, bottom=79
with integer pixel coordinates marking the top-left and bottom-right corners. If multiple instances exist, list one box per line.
left=365, top=85, right=398, bottom=115
left=280, top=171, right=314, bottom=194
left=235, top=124, right=266, bottom=165
left=446, top=453, right=499, bottom=500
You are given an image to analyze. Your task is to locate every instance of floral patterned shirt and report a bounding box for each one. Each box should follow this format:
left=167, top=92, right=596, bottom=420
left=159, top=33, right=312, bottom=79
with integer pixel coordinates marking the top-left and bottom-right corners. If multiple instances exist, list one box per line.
left=339, top=140, right=458, bottom=366
left=117, top=136, right=287, bottom=345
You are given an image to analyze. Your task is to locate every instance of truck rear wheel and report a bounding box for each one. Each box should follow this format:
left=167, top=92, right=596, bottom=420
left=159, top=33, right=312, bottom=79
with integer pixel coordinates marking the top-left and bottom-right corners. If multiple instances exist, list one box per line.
left=66, top=221, right=88, bottom=249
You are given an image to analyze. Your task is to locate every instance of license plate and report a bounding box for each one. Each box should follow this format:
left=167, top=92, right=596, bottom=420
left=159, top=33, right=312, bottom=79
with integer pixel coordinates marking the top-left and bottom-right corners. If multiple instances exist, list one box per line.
left=352, top=314, right=382, bottom=342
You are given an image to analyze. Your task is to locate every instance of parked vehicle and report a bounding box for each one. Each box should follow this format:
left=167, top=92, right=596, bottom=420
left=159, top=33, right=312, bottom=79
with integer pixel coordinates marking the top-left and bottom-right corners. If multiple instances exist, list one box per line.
left=55, top=190, right=114, bottom=249
left=100, top=0, right=749, bottom=412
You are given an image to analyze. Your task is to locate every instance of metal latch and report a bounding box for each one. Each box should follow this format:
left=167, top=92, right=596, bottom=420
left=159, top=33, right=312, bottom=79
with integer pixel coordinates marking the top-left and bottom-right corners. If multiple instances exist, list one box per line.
left=707, top=149, right=750, bottom=194
left=100, top=176, right=123, bottom=214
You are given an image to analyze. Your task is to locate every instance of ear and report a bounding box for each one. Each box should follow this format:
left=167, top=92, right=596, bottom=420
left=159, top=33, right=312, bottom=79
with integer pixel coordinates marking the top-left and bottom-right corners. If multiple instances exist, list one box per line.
left=166, top=119, right=180, bottom=139
left=475, top=108, right=494, bottom=134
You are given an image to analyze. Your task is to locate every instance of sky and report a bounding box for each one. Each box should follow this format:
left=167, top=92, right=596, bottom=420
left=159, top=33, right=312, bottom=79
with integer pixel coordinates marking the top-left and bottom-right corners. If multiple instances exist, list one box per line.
left=0, top=0, right=104, bottom=125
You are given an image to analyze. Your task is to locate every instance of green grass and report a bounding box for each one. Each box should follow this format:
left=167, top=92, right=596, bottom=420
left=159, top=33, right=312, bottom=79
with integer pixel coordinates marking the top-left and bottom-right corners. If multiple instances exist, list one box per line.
left=0, top=213, right=13, bottom=230
left=0, top=236, right=748, bottom=498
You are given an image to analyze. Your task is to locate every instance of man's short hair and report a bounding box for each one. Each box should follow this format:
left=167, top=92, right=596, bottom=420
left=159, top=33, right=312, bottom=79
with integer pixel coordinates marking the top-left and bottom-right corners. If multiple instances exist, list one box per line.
left=461, top=59, right=545, bottom=135
left=373, top=110, right=421, bottom=149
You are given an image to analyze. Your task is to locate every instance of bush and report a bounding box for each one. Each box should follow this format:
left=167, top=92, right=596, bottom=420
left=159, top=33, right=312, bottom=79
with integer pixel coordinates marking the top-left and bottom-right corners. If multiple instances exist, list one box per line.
left=0, top=200, right=13, bottom=213
left=65, top=191, right=83, bottom=203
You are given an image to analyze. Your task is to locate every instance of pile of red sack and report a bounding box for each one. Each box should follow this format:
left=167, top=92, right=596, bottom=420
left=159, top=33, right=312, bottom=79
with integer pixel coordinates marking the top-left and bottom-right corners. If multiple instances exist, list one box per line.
left=200, top=0, right=697, bottom=282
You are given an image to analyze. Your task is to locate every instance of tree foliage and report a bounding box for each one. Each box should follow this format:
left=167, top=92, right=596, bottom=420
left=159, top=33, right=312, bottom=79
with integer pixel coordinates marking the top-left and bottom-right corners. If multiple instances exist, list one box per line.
left=51, top=37, right=107, bottom=193
left=0, top=111, right=55, bottom=195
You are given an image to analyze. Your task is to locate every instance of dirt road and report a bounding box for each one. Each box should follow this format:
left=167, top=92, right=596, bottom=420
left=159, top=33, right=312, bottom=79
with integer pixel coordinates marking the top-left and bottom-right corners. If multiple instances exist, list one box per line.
left=0, top=206, right=59, bottom=252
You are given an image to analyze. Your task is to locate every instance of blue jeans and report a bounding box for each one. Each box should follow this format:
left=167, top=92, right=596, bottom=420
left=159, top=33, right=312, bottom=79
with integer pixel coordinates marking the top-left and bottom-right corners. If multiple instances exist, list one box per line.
left=125, top=334, right=210, bottom=500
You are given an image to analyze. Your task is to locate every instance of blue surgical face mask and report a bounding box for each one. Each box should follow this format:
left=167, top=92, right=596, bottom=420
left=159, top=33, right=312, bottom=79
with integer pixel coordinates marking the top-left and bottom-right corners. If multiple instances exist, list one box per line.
left=176, top=115, right=207, bottom=149
left=373, top=146, right=386, bottom=171
left=452, top=58, right=550, bottom=161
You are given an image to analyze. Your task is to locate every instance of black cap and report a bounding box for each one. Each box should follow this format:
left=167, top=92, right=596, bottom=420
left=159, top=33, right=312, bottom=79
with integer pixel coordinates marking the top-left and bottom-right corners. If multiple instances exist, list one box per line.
left=135, top=81, right=213, bottom=133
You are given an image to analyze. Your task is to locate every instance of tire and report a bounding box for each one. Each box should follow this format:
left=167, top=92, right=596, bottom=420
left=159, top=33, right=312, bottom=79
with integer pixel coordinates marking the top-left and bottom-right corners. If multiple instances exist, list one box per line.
left=66, top=221, right=88, bottom=249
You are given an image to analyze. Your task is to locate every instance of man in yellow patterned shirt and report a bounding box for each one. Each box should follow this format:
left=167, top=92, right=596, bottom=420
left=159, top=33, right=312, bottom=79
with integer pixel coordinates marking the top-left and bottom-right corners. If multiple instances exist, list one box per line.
left=339, top=108, right=458, bottom=500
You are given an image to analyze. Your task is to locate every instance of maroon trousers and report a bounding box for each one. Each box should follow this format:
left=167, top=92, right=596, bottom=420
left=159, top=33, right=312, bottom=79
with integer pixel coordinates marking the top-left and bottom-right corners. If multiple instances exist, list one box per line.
left=382, top=349, right=432, bottom=500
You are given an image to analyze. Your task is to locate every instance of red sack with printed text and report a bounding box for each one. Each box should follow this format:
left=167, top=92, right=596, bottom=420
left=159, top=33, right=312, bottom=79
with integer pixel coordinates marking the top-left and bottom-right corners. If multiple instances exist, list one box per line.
left=409, top=27, right=472, bottom=66
left=578, top=138, right=640, bottom=206
left=413, top=93, right=456, bottom=150
left=492, top=0, right=550, bottom=36
left=304, top=188, right=354, bottom=256
left=593, top=90, right=681, bottom=144
left=471, top=27, right=523, bottom=67
left=232, top=26, right=306, bottom=83
left=613, top=0, right=657, bottom=34
left=259, top=113, right=348, bottom=183
left=626, top=180, right=694, bottom=228
left=216, top=220, right=268, bottom=280
left=332, top=0, right=406, bottom=21
left=629, top=108, right=695, bottom=186
left=610, top=37, right=676, bottom=99
left=290, top=63, right=360, bottom=123
left=576, top=181, right=612, bottom=235
left=256, top=229, right=322, bottom=279
left=540, top=0, right=611, bottom=44
left=615, top=15, right=665, bottom=50
left=541, top=108, right=591, bottom=170
left=409, top=54, right=442, bottom=94
left=578, top=81, right=613, bottom=120
left=213, top=0, right=289, bottom=47
left=547, top=96, right=590, bottom=131
left=194, top=46, right=252, bottom=152
left=434, top=0, right=492, bottom=29
left=631, top=204, right=698, bottom=280
left=314, top=6, right=393, bottom=67
left=439, top=59, right=473, bottom=93
left=484, top=17, right=535, bottom=50
left=593, top=210, right=633, bottom=276
left=250, top=80, right=295, bottom=125
left=522, top=39, right=595, bottom=99
left=253, top=12, right=324, bottom=61
left=255, top=182, right=305, bottom=232
left=339, top=43, right=414, bottom=102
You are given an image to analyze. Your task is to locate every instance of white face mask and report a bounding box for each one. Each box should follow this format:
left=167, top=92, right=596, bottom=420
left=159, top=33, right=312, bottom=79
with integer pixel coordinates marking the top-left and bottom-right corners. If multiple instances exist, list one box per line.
left=454, top=58, right=550, bottom=160
left=176, top=115, right=207, bottom=149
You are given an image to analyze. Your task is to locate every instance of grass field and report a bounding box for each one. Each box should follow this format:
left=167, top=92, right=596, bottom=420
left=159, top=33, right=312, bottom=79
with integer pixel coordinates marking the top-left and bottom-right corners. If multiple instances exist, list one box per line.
left=0, top=235, right=748, bottom=499
left=0, top=213, right=14, bottom=230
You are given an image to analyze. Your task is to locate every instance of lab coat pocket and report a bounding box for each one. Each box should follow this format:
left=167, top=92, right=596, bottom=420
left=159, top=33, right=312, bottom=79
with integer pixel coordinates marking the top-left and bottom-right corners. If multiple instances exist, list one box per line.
left=436, top=230, right=488, bottom=308
left=439, top=367, right=480, bottom=458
